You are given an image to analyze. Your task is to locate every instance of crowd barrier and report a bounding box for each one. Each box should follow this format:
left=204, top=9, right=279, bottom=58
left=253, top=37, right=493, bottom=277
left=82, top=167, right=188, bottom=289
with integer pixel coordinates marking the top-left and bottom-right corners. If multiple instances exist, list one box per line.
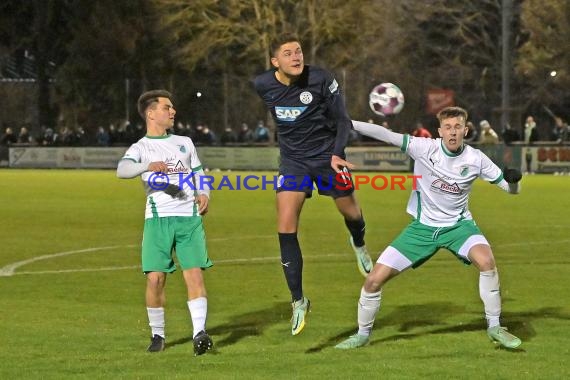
left=6, top=144, right=570, bottom=174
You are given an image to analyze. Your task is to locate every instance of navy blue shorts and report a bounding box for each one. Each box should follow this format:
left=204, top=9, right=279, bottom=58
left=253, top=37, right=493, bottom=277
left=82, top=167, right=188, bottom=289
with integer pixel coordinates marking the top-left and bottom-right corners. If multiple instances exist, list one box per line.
left=277, top=157, right=355, bottom=198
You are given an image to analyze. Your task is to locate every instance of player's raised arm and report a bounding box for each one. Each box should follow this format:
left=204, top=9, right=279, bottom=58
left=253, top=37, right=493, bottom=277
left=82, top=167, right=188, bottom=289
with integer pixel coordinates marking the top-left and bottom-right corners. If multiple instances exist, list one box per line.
left=351, top=120, right=405, bottom=147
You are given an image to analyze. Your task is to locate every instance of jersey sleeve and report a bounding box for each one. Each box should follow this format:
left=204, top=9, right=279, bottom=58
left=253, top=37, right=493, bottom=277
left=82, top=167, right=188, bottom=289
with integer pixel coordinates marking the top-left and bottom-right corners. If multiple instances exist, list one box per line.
left=352, top=120, right=404, bottom=147
left=252, top=74, right=264, bottom=98
left=188, top=140, right=203, bottom=172
left=481, top=154, right=521, bottom=193
left=480, top=151, right=503, bottom=183
left=187, top=138, right=210, bottom=198
left=252, top=71, right=271, bottom=102
left=121, top=143, right=142, bottom=163
left=117, top=143, right=147, bottom=178
left=322, top=71, right=351, bottom=157
left=404, top=135, right=434, bottom=161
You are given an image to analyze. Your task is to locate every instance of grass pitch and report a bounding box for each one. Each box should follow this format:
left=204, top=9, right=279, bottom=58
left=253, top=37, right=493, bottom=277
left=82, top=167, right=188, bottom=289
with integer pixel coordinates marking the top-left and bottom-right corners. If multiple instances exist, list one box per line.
left=0, top=169, right=569, bottom=379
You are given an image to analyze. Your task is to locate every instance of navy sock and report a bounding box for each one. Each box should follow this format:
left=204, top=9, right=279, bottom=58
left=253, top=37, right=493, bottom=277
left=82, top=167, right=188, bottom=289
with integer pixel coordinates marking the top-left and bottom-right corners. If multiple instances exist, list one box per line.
left=278, top=232, right=303, bottom=302
left=345, top=216, right=365, bottom=247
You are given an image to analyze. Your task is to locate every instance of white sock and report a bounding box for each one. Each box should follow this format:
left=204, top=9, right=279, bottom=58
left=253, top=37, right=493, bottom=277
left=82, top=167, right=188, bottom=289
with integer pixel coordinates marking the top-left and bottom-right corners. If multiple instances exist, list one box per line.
left=147, top=307, right=165, bottom=338
left=357, top=287, right=382, bottom=337
left=479, top=269, right=501, bottom=328
left=187, top=297, right=208, bottom=338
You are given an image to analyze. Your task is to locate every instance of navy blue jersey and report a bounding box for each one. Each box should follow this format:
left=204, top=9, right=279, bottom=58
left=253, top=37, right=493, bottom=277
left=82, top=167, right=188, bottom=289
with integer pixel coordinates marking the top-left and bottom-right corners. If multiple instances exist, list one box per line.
left=253, top=65, right=351, bottom=160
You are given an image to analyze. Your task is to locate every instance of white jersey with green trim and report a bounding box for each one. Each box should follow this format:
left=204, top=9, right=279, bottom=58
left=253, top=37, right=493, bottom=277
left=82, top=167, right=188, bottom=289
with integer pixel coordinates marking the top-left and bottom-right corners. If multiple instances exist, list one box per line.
left=403, top=135, right=502, bottom=227
left=121, top=134, right=208, bottom=219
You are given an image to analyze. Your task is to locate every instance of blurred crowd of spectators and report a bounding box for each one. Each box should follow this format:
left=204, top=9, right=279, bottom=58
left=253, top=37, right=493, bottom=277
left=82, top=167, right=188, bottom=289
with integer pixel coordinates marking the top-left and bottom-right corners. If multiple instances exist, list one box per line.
left=0, top=122, right=144, bottom=148
left=1, top=115, right=568, bottom=149
left=406, top=115, right=569, bottom=146
left=0, top=119, right=274, bottom=148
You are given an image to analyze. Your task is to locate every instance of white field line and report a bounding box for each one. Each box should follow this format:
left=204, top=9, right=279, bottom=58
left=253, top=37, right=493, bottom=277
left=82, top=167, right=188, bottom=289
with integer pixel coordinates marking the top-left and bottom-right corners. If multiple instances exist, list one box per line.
left=1, top=238, right=569, bottom=277
left=4, top=253, right=347, bottom=276
left=0, top=235, right=273, bottom=277
left=0, top=245, right=136, bottom=277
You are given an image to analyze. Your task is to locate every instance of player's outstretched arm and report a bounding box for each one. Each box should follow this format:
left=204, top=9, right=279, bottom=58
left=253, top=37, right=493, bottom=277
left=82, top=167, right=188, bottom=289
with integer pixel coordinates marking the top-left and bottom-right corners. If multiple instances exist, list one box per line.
left=352, top=120, right=405, bottom=147
left=116, top=159, right=158, bottom=179
left=496, top=168, right=522, bottom=194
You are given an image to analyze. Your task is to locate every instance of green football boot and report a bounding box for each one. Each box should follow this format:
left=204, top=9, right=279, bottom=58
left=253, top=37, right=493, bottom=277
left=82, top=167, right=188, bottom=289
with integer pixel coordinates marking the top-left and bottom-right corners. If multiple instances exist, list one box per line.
left=291, top=297, right=310, bottom=335
left=350, top=237, right=373, bottom=277
left=487, top=326, right=522, bottom=349
left=335, top=334, right=370, bottom=349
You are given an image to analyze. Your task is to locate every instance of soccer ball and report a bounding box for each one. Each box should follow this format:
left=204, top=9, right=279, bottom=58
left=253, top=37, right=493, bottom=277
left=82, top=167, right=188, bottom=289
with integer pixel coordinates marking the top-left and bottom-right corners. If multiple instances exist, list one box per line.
left=368, top=83, right=405, bottom=116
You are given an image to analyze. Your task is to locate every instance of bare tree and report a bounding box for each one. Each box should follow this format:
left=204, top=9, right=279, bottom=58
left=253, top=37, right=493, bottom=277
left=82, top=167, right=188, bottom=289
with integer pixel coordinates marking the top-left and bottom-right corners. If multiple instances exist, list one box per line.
left=154, top=0, right=393, bottom=133
left=0, top=0, right=72, bottom=131
left=517, top=0, right=570, bottom=110
left=55, top=0, right=173, bottom=130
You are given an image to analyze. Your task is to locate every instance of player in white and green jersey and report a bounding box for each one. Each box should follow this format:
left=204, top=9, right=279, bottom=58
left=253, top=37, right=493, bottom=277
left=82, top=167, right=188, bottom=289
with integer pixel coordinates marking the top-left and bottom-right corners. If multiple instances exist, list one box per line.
left=121, top=133, right=208, bottom=219
left=117, top=90, right=213, bottom=355
left=335, top=106, right=523, bottom=350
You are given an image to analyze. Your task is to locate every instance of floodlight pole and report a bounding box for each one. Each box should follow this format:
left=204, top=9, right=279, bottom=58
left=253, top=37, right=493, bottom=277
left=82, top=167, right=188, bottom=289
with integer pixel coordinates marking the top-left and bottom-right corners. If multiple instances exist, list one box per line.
left=501, top=0, right=512, bottom=130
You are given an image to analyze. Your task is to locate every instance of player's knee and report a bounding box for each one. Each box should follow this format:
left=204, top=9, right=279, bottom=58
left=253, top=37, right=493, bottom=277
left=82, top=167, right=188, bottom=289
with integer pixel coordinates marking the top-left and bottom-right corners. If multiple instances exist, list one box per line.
left=468, top=245, right=496, bottom=271
left=336, top=200, right=361, bottom=220
left=363, top=282, right=381, bottom=294
left=363, top=273, right=385, bottom=293
left=146, top=272, right=165, bottom=289
left=473, top=255, right=496, bottom=271
left=277, top=215, right=300, bottom=233
left=364, top=263, right=400, bottom=292
left=183, top=268, right=204, bottom=284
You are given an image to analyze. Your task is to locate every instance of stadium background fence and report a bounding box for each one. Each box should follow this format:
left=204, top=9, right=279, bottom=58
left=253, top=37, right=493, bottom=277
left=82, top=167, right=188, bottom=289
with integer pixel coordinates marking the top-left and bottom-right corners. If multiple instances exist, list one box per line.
left=6, top=145, right=570, bottom=174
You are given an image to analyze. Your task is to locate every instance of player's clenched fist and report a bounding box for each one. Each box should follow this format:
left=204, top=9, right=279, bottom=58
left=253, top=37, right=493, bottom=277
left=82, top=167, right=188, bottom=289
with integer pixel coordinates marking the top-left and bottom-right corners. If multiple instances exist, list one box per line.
left=148, top=161, right=168, bottom=173
left=504, top=168, right=522, bottom=184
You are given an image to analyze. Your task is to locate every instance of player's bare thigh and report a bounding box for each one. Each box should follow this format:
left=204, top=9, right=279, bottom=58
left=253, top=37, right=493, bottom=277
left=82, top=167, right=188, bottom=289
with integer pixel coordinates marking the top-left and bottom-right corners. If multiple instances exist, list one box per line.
left=276, top=191, right=306, bottom=232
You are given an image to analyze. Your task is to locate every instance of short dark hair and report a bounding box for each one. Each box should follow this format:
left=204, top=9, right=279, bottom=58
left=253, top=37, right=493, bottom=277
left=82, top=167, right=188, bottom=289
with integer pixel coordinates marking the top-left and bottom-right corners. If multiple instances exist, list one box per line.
left=137, top=90, right=173, bottom=120
left=437, top=106, right=468, bottom=124
left=269, top=33, right=301, bottom=57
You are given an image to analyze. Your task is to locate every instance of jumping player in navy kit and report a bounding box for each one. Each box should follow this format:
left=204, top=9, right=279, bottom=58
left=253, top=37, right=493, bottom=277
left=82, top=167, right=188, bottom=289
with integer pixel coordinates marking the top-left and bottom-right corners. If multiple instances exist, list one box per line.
left=253, top=33, right=373, bottom=335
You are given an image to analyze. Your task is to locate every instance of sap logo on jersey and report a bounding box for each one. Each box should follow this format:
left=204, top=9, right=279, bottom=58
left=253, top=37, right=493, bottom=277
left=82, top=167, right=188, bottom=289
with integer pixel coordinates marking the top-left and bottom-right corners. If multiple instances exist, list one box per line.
left=275, top=106, right=307, bottom=121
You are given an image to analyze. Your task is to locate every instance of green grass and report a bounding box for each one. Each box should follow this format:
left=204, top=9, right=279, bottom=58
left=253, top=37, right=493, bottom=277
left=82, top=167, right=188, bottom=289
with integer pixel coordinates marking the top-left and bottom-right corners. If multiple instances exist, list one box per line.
left=0, top=169, right=569, bottom=379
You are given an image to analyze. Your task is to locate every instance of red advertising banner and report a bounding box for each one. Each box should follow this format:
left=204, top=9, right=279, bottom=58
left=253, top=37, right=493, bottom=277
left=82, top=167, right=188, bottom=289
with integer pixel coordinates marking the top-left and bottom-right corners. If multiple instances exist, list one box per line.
left=426, top=89, right=455, bottom=114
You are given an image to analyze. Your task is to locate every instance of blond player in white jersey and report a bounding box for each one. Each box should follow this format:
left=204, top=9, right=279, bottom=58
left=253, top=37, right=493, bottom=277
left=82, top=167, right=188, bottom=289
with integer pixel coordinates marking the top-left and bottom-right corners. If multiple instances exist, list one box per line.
left=336, top=106, right=523, bottom=350
left=117, top=90, right=213, bottom=355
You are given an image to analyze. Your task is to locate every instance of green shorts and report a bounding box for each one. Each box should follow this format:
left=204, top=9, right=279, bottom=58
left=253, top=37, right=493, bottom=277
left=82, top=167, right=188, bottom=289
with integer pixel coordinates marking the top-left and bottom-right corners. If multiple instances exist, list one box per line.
left=141, top=216, right=213, bottom=273
left=390, top=219, right=485, bottom=268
